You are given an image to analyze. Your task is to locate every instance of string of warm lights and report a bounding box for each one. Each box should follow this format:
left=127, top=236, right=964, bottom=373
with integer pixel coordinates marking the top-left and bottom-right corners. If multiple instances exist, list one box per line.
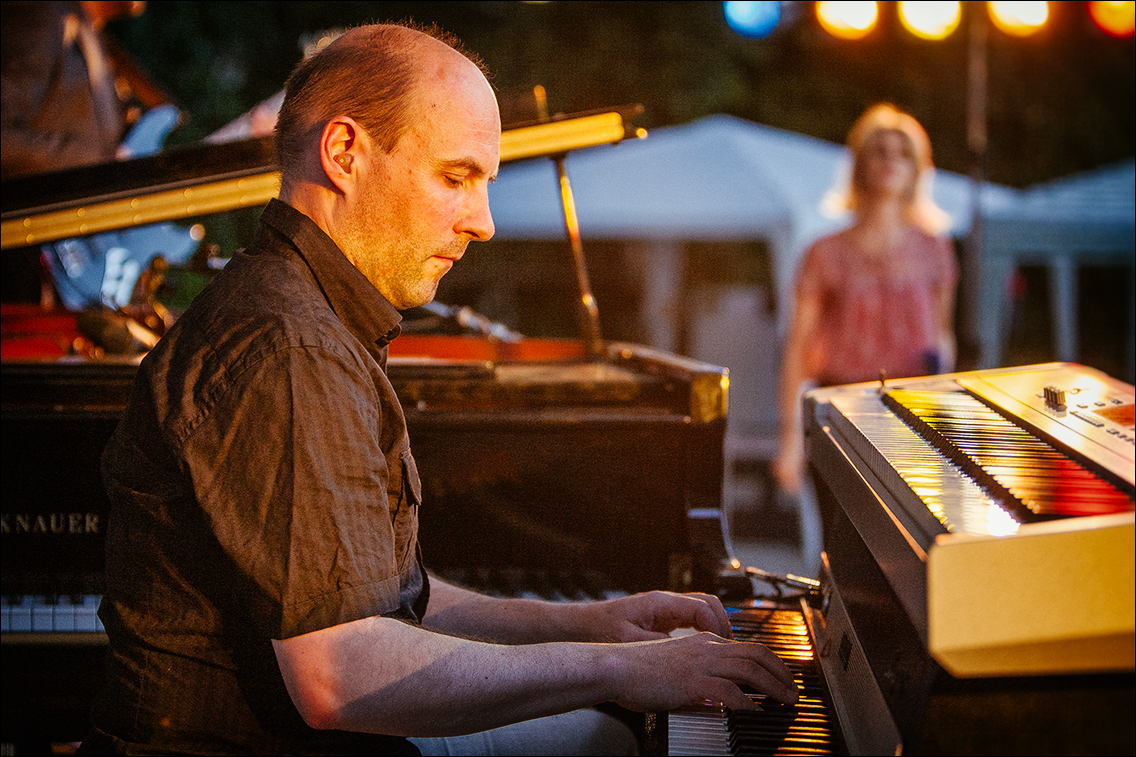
left=721, top=0, right=1133, bottom=372
left=723, top=1, right=1135, bottom=39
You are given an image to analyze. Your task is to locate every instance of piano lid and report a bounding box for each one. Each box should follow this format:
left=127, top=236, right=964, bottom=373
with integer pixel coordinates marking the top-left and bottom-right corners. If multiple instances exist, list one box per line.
left=1, top=106, right=646, bottom=251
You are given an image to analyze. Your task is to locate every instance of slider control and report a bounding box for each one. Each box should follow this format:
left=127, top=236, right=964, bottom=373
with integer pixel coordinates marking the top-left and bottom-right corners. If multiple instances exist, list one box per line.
left=1043, top=385, right=1066, bottom=409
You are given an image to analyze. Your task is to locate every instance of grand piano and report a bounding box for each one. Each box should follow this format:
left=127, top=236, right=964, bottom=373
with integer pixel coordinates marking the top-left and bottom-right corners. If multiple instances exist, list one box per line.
left=1, top=109, right=735, bottom=752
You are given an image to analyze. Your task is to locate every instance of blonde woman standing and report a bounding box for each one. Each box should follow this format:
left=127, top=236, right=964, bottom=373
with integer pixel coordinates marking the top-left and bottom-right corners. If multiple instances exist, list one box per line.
left=774, top=103, right=957, bottom=497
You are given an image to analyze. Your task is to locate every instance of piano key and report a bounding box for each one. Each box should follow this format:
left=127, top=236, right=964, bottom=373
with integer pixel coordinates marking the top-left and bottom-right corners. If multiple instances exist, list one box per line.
left=75, top=594, right=104, bottom=632
left=1, top=595, right=23, bottom=632
left=31, top=595, right=56, bottom=632
left=667, top=703, right=732, bottom=753
left=53, top=597, right=77, bottom=632
left=8, top=603, right=32, bottom=632
left=829, top=397, right=1014, bottom=536
left=665, top=605, right=838, bottom=755
left=882, top=389, right=1134, bottom=523
left=0, top=594, right=105, bottom=634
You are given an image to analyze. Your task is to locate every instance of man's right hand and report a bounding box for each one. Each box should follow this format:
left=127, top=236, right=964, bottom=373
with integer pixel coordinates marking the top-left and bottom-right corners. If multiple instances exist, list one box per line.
left=607, top=630, right=800, bottom=714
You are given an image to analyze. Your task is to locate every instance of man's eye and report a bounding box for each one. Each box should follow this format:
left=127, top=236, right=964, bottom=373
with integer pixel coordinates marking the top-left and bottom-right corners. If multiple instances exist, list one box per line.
left=444, top=175, right=465, bottom=187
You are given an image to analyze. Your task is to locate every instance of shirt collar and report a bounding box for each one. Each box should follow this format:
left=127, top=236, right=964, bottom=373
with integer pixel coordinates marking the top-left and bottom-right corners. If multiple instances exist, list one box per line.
left=259, top=198, right=402, bottom=349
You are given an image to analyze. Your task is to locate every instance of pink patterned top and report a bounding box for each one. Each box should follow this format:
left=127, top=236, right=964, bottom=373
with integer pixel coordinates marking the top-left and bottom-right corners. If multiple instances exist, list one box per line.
left=795, top=226, right=957, bottom=385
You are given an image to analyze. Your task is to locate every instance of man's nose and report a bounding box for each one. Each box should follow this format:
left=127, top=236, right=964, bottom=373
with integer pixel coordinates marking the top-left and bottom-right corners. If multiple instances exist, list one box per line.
left=459, top=190, right=495, bottom=242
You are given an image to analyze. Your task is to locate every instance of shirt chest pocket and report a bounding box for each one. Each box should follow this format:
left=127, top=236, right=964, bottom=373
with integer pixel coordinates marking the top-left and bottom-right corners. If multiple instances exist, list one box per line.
left=390, top=447, right=421, bottom=573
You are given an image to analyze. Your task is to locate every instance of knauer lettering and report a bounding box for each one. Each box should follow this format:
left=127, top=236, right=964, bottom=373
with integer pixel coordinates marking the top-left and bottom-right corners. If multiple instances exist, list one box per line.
left=0, top=512, right=101, bottom=534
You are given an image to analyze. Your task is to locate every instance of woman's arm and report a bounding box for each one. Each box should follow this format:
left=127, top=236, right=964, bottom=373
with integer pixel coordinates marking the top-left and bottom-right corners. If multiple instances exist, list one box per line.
left=773, top=289, right=823, bottom=495
left=935, top=236, right=959, bottom=372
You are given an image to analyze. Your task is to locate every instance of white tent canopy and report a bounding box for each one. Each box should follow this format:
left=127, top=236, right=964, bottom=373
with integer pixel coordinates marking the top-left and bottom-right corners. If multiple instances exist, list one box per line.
left=989, top=158, right=1135, bottom=226
left=980, top=159, right=1135, bottom=376
left=488, top=115, right=1023, bottom=444
left=488, top=116, right=1135, bottom=434
left=489, top=114, right=1018, bottom=308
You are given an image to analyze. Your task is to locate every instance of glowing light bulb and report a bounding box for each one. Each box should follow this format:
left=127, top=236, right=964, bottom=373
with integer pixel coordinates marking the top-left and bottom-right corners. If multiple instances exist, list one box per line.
left=988, top=1, right=1048, bottom=37
left=899, top=1, right=961, bottom=40
left=1089, top=0, right=1135, bottom=37
left=724, top=1, right=782, bottom=39
left=817, top=1, right=878, bottom=40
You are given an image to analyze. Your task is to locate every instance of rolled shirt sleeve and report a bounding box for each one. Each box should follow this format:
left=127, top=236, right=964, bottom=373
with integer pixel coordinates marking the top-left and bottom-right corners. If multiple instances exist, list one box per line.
left=181, top=340, right=414, bottom=639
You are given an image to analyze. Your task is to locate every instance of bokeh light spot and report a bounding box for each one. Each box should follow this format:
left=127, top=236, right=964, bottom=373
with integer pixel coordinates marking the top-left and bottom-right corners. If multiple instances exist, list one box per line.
left=899, top=1, right=961, bottom=40
left=724, top=1, right=782, bottom=38
left=988, top=1, right=1048, bottom=37
left=1089, top=0, right=1135, bottom=36
left=817, top=1, right=878, bottom=40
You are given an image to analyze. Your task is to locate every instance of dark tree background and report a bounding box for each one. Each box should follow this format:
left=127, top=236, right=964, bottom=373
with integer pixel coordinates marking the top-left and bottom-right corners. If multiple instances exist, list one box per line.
left=111, top=0, right=1134, bottom=189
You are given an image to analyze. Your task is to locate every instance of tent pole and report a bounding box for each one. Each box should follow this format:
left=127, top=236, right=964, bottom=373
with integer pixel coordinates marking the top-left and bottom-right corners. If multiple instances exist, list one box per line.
left=963, top=5, right=988, bottom=369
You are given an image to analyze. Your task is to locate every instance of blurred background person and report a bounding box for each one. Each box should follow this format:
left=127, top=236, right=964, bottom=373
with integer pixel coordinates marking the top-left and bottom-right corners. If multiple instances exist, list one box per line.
left=2, top=0, right=197, bottom=349
left=774, top=103, right=957, bottom=500
left=3, top=0, right=144, bottom=305
left=1, top=0, right=164, bottom=180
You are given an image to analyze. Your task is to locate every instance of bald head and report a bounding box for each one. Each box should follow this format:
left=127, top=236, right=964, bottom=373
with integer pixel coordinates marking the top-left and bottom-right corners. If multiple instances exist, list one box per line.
left=273, top=23, right=492, bottom=182
left=272, top=22, right=500, bottom=310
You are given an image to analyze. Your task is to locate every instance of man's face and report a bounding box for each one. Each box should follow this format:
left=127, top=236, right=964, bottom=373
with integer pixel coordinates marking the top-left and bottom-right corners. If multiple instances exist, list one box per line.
left=339, top=54, right=500, bottom=310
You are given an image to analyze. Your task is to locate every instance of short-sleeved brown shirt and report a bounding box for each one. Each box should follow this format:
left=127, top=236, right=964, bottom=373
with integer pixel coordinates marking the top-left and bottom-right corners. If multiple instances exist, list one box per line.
left=92, top=199, right=427, bottom=755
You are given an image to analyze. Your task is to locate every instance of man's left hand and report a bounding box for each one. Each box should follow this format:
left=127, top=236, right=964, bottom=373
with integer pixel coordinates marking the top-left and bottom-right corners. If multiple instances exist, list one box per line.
left=580, top=591, right=733, bottom=642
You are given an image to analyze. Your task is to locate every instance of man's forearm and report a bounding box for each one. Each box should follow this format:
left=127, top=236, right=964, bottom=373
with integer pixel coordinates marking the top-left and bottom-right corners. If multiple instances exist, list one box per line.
left=275, top=589, right=799, bottom=739
left=274, top=613, right=620, bottom=737
left=423, top=574, right=601, bottom=644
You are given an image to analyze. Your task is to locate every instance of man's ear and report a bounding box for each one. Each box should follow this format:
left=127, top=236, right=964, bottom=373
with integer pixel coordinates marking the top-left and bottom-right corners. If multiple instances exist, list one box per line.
left=319, top=117, right=362, bottom=194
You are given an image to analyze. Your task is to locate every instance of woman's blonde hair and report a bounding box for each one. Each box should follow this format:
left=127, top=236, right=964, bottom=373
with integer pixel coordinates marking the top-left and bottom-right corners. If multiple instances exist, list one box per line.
left=824, top=103, right=950, bottom=234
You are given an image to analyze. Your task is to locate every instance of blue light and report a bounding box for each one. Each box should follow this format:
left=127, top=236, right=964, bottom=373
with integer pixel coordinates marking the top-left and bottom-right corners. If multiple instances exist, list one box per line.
left=724, top=1, right=782, bottom=38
